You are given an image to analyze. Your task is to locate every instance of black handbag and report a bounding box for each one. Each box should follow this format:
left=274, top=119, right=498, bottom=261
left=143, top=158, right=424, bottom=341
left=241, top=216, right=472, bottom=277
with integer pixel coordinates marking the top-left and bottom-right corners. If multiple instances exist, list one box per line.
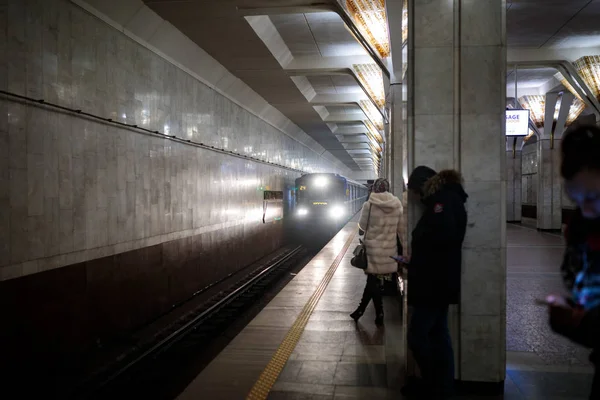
left=351, top=204, right=372, bottom=270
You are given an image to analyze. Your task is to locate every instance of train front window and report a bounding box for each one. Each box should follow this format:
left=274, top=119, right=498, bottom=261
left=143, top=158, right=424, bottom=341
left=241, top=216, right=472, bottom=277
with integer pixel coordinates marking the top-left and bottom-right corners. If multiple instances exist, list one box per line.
left=298, top=179, right=344, bottom=202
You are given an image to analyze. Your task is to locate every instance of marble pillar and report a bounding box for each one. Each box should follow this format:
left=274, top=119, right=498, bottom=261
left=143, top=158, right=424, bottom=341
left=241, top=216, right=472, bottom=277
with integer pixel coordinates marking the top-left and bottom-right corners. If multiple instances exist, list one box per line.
left=536, top=139, right=563, bottom=231
left=404, top=0, right=506, bottom=385
left=506, top=150, right=522, bottom=222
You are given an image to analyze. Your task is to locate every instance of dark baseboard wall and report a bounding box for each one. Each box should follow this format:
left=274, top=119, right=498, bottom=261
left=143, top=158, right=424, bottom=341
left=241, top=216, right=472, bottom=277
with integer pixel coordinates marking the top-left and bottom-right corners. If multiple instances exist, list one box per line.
left=0, top=221, right=283, bottom=380
left=516, top=205, right=576, bottom=226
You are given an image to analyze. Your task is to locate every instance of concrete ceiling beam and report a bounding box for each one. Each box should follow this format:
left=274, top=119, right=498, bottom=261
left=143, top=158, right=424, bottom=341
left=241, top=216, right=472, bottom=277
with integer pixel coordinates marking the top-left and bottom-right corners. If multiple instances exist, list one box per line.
left=236, top=5, right=334, bottom=17
left=285, top=56, right=374, bottom=72
left=310, top=94, right=369, bottom=104
left=324, top=113, right=367, bottom=123
left=508, top=46, right=600, bottom=64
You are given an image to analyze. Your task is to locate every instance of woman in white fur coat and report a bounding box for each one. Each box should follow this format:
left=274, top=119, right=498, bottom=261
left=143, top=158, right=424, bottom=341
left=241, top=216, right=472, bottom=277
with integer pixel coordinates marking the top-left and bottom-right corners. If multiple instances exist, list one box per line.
left=351, top=178, right=403, bottom=327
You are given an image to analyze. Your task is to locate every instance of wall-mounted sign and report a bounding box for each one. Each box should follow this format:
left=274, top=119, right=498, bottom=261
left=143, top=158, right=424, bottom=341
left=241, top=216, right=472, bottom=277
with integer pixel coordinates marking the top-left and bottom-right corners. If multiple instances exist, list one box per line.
left=506, top=109, right=530, bottom=136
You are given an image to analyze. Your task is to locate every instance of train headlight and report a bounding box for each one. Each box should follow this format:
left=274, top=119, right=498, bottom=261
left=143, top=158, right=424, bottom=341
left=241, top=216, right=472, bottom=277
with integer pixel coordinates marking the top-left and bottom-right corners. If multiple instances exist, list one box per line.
left=330, top=205, right=345, bottom=218
left=314, top=176, right=328, bottom=188
left=297, top=208, right=308, bottom=217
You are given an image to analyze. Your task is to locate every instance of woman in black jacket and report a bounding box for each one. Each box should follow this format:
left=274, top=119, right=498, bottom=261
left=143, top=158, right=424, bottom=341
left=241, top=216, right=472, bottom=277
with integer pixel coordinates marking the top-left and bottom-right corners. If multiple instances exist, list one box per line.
left=547, top=124, right=600, bottom=399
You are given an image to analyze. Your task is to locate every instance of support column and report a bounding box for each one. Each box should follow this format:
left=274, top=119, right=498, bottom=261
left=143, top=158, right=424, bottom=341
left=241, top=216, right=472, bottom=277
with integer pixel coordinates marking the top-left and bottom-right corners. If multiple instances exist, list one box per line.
left=536, top=91, right=571, bottom=231
left=386, top=0, right=407, bottom=198
left=536, top=139, right=562, bottom=231
left=405, top=0, right=506, bottom=389
left=506, top=140, right=522, bottom=223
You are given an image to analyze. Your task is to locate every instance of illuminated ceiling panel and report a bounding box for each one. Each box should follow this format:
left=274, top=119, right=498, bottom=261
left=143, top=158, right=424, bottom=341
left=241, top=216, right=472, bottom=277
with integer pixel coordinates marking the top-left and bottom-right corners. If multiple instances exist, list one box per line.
left=575, top=55, right=600, bottom=100
left=365, top=120, right=383, bottom=143
left=523, top=129, right=536, bottom=144
left=346, top=0, right=390, bottom=58
left=518, top=95, right=545, bottom=128
left=359, top=100, right=384, bottom=130
left=568, top=99, right=586, bottom=124
left=353, top=63, right=385, bottom=108
left=555, top=72, right=583, bottom=101
left=402, top=0, right=407, bottom=44
left=555, top=96, right=586, bottom=125
left=519, top=94, right=584, bottom=128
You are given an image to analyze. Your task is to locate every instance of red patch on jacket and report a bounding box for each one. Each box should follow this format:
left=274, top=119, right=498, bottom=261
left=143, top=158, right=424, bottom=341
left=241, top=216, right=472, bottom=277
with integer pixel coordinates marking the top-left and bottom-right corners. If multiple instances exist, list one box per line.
left=587, top=234, right=600, bottom=251
left=434, top=203, right=444, bottom=214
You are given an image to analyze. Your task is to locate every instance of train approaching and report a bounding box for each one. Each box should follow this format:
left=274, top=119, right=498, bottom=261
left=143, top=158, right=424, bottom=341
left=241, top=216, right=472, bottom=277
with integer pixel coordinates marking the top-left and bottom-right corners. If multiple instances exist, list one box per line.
left=293, top=173, right=368, bottom=231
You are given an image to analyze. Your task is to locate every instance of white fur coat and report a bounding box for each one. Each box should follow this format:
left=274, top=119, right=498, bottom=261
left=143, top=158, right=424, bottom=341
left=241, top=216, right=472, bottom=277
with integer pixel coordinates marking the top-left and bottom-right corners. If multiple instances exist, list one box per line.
left=358, top=192, right=403, bottom=275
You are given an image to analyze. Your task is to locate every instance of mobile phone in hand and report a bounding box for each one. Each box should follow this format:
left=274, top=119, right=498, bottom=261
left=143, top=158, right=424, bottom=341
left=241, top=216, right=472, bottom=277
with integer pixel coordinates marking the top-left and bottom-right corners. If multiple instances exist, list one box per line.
left=535, top=295, right=562, bottom=306
left=534, top=298, right=552, bottom=306
left=390, top=255, right=409, bottom=264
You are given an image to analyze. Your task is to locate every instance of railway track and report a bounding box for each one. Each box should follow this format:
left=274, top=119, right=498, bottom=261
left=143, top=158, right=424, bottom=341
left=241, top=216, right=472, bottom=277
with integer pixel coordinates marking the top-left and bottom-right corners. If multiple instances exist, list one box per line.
left=71, top=244, right=307, bottom=399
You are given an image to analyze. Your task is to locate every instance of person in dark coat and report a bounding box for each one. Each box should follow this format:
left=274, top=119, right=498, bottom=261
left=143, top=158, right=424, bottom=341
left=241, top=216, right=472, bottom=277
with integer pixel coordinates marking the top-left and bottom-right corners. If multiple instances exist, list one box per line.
left=401, top=166, right=468, bottom=399
left=546, top=124, right=600, bottom=400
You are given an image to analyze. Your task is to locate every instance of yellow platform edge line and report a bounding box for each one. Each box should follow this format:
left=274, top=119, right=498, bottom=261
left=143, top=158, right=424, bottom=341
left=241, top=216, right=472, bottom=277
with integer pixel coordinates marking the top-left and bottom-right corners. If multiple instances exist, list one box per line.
left=246, top=228, right=358, bottom=400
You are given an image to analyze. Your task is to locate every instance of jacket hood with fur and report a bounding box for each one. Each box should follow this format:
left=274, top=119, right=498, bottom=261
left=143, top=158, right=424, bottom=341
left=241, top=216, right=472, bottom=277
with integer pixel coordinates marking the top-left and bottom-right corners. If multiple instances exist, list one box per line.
left=368, top=192, right=402, bottom=213
left=423, top=170, right=468, bottom=202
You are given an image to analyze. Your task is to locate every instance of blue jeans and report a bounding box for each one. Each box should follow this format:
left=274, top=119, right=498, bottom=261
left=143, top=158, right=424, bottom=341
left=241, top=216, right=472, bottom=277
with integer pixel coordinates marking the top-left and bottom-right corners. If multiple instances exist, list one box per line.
left=408, top=305, right=455, bottom=396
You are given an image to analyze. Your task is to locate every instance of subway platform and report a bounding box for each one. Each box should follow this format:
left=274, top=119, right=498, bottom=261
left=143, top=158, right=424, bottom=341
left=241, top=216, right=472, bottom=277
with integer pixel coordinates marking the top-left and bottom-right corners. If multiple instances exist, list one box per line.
left=177, top=221, right=595, bottom=400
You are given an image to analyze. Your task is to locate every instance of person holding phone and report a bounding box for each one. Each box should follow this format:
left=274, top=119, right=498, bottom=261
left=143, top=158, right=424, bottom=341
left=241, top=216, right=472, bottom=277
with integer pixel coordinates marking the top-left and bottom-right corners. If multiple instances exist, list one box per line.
left=401, top=166, right=468, bottom=399
left=546, top=124, right=600, bottom=400
left=350, top=178, right=403, bottom=327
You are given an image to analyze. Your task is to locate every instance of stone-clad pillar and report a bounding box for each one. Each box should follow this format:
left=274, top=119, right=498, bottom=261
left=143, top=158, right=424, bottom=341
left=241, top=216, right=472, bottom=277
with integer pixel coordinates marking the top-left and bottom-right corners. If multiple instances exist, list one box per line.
left=404, top=0, right=506, bottom=388
left=506, top=144, right=522, bottom=223
left=536, top=139, right=562, bottom=231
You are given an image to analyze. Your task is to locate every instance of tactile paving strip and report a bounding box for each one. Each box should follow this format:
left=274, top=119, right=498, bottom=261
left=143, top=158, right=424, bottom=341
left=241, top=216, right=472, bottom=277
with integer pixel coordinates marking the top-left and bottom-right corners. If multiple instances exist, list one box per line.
left=246, top=229, right=357, bottom=400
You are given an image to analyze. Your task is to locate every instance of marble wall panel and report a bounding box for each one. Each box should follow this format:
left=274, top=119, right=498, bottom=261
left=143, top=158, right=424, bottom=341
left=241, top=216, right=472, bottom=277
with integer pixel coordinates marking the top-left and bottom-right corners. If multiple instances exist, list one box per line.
left=413, top=114, right=455, bottom=170
left=461, top=114, right=504, bottom=182
left=505, top=151, right=522, bottom=222
left=460, top=46, right=505, bottom=115
left=0, top=0, right=345, bottom=277
left=408, top=0, right=506, bottom=385
left=463, top=181, right=505, bottom=249
left=461, top=247, right=506, bottom=317
left=413, top=0, right=454, bottom=47
left=413, top=47, right=454, bottom=115
left=460, top=0, right=504, bottom=47
left=536, top=139, right=562, bottom=230
left=460, top=314, right=505, bottom=382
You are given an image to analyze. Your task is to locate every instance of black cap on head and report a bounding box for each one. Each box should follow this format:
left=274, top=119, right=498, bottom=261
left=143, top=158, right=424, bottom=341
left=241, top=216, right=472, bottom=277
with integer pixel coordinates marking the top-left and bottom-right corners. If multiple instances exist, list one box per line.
left=407, top=166, right=437, bottom=192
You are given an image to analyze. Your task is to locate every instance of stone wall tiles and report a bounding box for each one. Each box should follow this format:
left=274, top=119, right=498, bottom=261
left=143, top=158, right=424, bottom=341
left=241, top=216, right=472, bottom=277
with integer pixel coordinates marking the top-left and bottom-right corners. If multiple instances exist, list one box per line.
left=461, top=247, right=506, bottom=316
left=414, top=0, right=454, bottom=48
left=1, top=0, right=349, bottom=281
left=0, top=197, right=9, bottom=267
left=463, top=181, right=505, bottom=249
left=460, top=46, right=505, bottom=115
left=414, top=114, right=455, bottom=169
left=460, top=315, right=505, bottom=382
left=413, top=47, right=454, bottom=115
left=460, top=113, right=504, bottom=182
left=460, top=0, right=504, bottom=47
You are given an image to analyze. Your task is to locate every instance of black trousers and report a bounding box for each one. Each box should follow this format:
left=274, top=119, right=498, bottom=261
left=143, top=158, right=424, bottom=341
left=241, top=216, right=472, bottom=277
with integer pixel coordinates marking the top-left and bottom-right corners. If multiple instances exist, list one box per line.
left=357, top=274, right=383, bottom=314
left=591, top=367, right=600, bottom=400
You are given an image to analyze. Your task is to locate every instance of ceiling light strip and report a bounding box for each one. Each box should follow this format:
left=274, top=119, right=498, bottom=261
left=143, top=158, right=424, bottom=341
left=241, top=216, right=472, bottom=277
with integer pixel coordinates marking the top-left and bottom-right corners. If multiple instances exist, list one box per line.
left=518, top=95, right=545, bottom=128
left=359, top=100, right=384, bottom=130
left=353, top=63, right=386, bottom=109
left=555, top=72, right=583, bottom=102
left=345, top=0, right=390, bottom=59
left=575, top=56, right=600, bottom=101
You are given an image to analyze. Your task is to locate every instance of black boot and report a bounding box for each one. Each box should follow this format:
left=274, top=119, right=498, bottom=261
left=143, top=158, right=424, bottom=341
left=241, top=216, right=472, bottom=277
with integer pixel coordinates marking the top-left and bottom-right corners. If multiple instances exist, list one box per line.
left=373, top=277, right=384, bottom=327
left=350, top=308, right=364, bottom=322
left=351, top=277, right=373, bottom=322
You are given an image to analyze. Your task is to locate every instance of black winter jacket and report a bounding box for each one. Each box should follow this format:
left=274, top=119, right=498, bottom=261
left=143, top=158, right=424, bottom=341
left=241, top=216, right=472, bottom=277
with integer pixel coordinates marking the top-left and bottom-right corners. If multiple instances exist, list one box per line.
left=408, top=170, right=468, bottom=306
